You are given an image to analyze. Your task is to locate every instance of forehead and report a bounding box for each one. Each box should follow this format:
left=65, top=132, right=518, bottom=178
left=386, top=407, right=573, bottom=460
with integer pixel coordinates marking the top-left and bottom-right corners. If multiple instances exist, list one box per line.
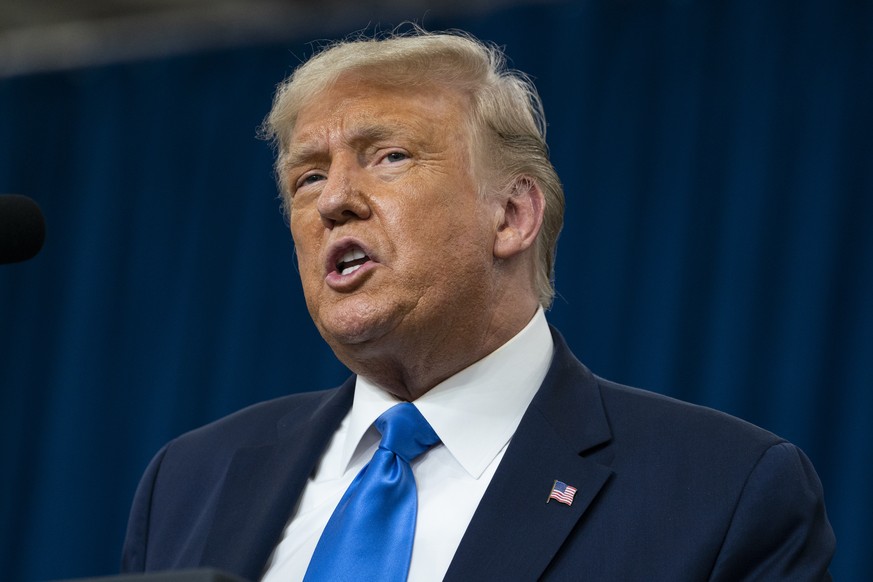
left=289, top=77, right=473, bottom=150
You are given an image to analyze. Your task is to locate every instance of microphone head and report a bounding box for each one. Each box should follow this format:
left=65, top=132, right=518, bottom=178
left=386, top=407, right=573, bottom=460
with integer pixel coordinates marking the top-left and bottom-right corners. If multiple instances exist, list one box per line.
left=0, top=195, right=46, bottom=264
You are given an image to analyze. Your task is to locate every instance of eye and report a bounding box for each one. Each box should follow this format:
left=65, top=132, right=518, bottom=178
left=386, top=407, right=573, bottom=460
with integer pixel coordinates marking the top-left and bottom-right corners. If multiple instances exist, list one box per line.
left=383, top=151, right=409, bottom=164
left=296, top=172, right=325, bottom=190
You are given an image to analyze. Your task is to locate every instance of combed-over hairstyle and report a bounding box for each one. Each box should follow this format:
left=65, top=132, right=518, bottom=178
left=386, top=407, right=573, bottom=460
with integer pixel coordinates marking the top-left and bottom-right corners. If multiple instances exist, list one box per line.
left=262, top=27, right=564, bottom=308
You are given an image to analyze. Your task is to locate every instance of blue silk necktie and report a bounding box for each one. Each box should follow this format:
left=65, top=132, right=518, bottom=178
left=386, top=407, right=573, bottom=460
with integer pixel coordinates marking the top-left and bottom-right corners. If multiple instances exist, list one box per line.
left=303, top=402, right=440, bottom=582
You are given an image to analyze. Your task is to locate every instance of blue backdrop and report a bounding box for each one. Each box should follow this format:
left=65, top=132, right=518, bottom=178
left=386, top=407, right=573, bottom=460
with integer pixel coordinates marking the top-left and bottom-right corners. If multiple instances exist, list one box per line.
left=1, top=1, right=870, bottom=580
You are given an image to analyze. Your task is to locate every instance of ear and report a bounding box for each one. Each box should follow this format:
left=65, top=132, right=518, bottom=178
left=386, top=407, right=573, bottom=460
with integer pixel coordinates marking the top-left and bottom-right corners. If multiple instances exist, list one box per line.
left=493, top=176, right=545, bottom=260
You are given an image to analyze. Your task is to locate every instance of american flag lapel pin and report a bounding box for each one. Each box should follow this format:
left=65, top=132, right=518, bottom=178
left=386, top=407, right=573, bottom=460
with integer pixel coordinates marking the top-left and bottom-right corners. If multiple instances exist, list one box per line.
left=547, top=480, right=578, bottom=506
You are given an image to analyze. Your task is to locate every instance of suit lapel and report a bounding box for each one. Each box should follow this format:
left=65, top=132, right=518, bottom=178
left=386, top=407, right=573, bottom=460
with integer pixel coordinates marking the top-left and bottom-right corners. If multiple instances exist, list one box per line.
left=198, top=329, right=611, bottom=580
left=444, top=329, right=614, bottom=580
left=200, top=378, right=355, bottom=581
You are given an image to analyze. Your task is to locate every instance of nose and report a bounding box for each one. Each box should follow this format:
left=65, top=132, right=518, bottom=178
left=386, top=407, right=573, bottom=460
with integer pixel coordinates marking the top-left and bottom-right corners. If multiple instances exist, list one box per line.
left=316, top=157, right=371, bottom=227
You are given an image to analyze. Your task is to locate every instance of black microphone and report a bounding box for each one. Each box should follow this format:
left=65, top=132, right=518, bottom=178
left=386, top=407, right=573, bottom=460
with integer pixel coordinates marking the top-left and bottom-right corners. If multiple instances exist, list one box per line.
left=0, top=194, right=46, bottom=264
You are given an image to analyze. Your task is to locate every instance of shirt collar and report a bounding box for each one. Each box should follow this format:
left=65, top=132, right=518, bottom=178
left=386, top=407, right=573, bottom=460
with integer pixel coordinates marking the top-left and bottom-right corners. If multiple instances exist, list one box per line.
left=340, top=308, right=554, bottom=479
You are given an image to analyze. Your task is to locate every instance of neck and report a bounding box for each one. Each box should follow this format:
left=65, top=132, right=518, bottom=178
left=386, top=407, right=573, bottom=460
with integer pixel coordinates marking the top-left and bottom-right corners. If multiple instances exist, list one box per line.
left=334, top=300, right=540, bottom=401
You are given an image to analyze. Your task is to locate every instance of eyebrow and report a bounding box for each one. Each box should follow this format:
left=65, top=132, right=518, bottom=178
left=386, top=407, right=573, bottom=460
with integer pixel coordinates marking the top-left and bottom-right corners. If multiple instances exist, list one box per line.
left=284, top=121, right=417, bottom=170
left=283, top=142, right=327, bottom=172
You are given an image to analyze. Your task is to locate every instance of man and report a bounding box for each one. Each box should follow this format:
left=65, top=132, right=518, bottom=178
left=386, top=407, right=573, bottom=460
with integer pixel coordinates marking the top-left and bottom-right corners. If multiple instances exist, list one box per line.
left=122, top=30, right=834, bottom=581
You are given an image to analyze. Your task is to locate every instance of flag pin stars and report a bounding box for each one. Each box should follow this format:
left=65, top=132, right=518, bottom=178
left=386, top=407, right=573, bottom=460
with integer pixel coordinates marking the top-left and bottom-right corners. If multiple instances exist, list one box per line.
left=547, top=480, right=578, bottom=506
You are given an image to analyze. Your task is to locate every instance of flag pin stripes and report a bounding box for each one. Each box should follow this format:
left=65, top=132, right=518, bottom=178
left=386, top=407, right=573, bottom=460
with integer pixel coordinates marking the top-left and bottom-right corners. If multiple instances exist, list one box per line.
left=547, top=480, right=577, bottom=506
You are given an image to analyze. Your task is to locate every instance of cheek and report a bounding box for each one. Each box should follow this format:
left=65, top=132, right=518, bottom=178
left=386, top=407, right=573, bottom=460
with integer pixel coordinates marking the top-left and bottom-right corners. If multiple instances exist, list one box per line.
left=290, top=210, right=315, bottom=247
left=400, top=209, right=492, bottom=278
left=290, top=220, right=323, bottom=276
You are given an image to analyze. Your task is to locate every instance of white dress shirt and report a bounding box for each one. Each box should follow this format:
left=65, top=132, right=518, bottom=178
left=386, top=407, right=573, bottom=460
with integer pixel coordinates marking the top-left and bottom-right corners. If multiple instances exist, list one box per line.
left=261, top=308, right=554, bottom=581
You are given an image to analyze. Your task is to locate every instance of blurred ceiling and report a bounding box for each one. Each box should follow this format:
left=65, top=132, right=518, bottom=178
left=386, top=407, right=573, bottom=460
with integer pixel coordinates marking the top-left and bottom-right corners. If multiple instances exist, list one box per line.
left=0, top=0, right=532, bottom=76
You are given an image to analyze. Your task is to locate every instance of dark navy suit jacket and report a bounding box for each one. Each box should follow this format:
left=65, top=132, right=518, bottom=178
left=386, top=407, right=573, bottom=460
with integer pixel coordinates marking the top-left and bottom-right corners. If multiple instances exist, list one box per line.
left=122, top=329, right=834, bottom=580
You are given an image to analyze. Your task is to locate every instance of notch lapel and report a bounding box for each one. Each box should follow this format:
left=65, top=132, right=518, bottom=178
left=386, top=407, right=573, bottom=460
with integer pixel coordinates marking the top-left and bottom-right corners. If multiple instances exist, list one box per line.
left=444, top=329, right=614, bottom=581
left=200, top=379, right=355, bottom=581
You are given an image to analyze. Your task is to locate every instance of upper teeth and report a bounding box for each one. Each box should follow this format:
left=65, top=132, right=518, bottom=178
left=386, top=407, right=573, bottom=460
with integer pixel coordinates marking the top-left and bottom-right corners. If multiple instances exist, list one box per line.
left=341, top=248, right=365, bottom=264
left=338, top=247, right=367, bottom=276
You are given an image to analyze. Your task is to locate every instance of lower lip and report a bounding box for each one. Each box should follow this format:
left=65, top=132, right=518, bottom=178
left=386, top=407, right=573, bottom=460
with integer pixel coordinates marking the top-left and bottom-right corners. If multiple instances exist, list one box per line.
left=325, top=260, right=377, bottom=289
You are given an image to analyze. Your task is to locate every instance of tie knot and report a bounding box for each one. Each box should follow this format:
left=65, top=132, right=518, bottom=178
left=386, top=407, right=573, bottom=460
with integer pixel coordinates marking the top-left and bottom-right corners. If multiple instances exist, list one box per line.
left=375, top=403, right=440, bottom=463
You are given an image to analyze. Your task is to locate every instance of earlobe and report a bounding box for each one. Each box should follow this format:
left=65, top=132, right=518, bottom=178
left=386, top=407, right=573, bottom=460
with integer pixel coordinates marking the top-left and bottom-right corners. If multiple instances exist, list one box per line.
left=493, top=177, right=545, bottom=260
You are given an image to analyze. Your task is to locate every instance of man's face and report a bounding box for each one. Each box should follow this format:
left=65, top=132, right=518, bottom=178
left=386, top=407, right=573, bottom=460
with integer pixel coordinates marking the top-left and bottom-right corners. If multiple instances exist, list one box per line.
left=285, top=77, right=501, bottom=363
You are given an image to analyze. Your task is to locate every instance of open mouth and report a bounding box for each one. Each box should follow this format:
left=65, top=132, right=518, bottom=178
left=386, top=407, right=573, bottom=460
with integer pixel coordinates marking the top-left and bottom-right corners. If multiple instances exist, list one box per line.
left=336, top=246, right=371, bottom=276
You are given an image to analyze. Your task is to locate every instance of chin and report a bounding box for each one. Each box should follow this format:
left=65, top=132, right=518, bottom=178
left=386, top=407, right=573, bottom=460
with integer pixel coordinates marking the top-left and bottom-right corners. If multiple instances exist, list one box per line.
left=314, top=304, right=399, bottom=349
